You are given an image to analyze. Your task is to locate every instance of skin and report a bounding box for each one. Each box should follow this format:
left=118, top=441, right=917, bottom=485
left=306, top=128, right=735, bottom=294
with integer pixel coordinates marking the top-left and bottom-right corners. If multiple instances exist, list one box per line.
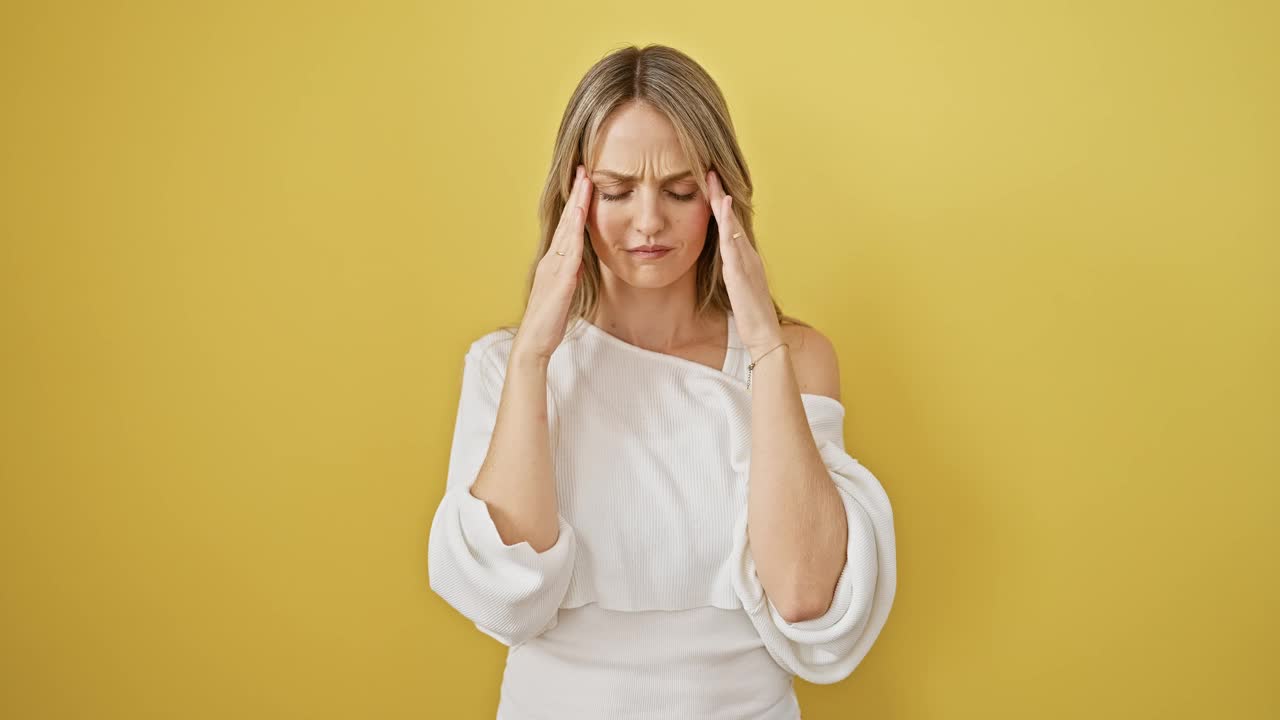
left=481, top=99, right=850, bottom=622
left=583, top=100, right=723, bottom=358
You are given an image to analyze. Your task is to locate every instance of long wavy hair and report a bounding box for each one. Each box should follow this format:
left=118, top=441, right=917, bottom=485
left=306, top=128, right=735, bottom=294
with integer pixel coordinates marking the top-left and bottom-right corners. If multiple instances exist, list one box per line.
left=499, top=43, right=808, bottom=338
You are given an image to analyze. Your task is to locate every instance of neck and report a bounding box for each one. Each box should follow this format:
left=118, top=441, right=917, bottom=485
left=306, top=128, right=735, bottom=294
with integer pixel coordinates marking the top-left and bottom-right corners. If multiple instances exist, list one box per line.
left=589, top=265, right=720, bottom=353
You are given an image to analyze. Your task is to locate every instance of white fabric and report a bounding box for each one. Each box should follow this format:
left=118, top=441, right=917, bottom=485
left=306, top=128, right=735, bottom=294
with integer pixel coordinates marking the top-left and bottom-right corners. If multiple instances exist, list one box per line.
left=428, top=312, right=897, bottom=718
left=496, top=604, right=799, bottom=720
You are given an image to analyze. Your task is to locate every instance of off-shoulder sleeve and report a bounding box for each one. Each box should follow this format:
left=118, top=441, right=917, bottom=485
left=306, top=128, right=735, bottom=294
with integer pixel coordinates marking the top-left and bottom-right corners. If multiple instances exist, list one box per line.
left=427, top=340, right=577, bottom=647
left=730, top=393, right=897, bottom=684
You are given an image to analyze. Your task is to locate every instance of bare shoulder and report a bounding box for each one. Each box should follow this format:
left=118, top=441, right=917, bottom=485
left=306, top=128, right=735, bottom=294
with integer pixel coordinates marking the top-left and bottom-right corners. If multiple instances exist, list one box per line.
left=780, top=321, right=841, bottom=401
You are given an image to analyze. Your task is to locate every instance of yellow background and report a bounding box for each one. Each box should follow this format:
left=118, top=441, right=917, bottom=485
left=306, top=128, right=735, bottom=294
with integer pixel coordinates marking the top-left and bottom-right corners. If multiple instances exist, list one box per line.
left=2, top=1, right=1276, bottom=718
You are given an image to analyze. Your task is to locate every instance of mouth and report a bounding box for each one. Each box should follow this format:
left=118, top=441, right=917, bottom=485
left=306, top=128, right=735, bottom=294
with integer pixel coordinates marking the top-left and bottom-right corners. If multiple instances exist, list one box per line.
left=627, top=246, right=673, bottom=259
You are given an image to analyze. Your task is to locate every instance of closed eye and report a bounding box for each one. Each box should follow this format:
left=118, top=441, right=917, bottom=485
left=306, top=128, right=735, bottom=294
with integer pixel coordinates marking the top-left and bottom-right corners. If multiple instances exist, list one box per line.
left=598, top=190, right=698, bottom=203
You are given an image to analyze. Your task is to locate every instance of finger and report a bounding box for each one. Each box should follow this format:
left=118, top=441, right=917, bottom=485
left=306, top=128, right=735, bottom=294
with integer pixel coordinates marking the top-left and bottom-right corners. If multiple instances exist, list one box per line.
left=553, top=166, right=589, bottom=254
left=551, top=169, right=580, bottom=249
left=718, top=195, right=740, bottom=264
left=708, top=171, right=737, bottom=251
left=706, top=169, right=725, bottom=238
left=568, top=170, right=591, bottom=256
left=726, top=197, right=758, bottom=265
left=705, top=169, right=724, bottom=214
left=570, top=177, right=590, bottom=258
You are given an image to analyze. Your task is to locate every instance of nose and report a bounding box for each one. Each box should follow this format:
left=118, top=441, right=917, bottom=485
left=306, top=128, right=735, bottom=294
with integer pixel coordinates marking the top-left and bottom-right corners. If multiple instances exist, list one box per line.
left=632, top=187, right=665, bottom=239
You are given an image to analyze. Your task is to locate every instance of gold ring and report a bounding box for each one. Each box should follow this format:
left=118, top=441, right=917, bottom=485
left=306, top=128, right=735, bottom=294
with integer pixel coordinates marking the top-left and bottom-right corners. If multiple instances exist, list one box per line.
left=732, top=232, right=742, bottom=239
left=555, top=250, right=566, bottom=256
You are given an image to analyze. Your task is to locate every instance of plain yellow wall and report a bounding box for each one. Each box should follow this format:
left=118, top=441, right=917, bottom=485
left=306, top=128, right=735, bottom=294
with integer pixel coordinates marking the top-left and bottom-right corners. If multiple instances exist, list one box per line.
left=1, top=1, right=1276, bottom=718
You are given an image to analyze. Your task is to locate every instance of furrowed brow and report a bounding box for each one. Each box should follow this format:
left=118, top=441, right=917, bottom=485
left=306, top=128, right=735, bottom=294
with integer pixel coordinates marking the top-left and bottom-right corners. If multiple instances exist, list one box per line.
left=592, top=169, right=694, bottom=183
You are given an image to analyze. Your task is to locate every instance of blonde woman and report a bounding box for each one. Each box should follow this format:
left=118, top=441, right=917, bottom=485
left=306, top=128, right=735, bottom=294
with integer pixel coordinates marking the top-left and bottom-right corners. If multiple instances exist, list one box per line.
left=428, top=44, right=897, bottom=719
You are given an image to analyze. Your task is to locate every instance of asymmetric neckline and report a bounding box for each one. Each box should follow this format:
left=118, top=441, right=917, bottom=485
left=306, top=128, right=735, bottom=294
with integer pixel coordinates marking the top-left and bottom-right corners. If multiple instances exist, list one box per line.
left=576, top=311, right=739, bottom=377
left=431, top=315, right=899, bottom=709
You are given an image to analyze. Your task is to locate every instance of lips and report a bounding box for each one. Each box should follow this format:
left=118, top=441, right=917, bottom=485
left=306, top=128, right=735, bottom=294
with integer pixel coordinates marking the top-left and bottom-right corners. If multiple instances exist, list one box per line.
left=628, top=246, right=673, bottom=260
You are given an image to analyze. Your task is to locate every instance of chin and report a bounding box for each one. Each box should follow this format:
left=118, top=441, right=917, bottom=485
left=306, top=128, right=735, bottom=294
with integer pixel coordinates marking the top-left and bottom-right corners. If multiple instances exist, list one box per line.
left=598, top=248, right=700, bottom=289
left=613, top=273, right=680, bottom=289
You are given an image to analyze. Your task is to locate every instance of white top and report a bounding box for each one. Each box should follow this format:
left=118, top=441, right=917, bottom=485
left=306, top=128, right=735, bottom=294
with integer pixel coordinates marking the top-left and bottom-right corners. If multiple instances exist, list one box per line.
left=428, top=312, right=897, bottom=719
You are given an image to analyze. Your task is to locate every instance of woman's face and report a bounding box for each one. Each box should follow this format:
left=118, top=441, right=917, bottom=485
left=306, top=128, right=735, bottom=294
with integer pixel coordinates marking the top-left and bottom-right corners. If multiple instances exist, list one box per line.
left=585, top=103, right=712, bottom=290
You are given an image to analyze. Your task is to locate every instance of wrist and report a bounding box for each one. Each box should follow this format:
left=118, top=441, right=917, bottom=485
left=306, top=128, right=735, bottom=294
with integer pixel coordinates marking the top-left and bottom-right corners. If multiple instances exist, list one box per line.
left=509, top=345, right=551, bottom=372
left=747, top=338, right=788, bottom=363
left=745, top=340, right=789, bottom=390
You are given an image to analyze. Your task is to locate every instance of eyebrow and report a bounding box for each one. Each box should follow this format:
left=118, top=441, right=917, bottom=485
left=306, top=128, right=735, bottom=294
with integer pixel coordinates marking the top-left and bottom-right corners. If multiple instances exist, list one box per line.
left=591, top=169, right=695, bottom=183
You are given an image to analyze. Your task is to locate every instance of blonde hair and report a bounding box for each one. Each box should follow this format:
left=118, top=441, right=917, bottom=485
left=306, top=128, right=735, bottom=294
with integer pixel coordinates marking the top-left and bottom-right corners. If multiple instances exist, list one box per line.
left=499, top=43, right=808, bottom=337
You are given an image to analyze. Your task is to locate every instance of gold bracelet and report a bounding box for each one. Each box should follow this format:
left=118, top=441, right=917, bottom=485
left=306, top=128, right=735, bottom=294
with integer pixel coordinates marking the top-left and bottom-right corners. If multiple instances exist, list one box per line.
left=746, top=341, right=788, bottom=390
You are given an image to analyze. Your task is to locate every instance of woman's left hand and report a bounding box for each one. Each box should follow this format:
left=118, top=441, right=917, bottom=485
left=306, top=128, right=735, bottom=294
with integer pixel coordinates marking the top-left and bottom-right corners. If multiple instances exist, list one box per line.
left=706, top=169, right=785, bottom=358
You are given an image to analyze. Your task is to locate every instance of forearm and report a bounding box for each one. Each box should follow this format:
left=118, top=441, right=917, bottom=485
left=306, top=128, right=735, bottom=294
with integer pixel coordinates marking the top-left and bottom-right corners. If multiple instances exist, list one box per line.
left=468, top=350, right=561, bottom=553
left=747, top=345, right=849, bottom=621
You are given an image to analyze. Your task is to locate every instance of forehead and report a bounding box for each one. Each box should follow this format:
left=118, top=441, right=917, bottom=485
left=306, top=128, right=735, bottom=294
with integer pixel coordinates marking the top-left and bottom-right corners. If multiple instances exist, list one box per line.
left=591, top=103, right=690, bottom=172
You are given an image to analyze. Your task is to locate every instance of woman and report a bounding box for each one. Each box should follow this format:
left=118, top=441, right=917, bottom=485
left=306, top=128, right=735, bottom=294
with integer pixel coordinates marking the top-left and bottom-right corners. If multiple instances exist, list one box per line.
left=428, top=44, right=897, bottom=719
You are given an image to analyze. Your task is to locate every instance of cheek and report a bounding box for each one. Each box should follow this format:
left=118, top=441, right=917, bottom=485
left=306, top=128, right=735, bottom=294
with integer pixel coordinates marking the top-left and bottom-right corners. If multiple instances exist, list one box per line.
left=680, top=204, right=713, bottom=244
left=589, top=205, right=627, bottom=243
left=586, top=213, right=614, bottom=257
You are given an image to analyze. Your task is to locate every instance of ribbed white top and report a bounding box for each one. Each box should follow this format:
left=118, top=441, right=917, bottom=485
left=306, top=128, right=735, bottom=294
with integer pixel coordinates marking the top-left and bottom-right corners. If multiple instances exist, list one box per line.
left=428, top=312, right=897, bottom=719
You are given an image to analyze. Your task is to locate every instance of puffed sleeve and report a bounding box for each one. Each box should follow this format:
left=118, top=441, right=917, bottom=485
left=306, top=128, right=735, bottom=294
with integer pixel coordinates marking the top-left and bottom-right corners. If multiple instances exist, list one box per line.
left=427, top=339, right=578, bottom=647
left=730, top=393, right=897, bottom=684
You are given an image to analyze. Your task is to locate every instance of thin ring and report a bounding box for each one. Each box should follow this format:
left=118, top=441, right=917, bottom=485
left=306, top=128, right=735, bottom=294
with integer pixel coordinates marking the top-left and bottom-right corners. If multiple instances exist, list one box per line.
left=555, top=250, right=566, bottom=256
left=732, top=232, right=743, bottom=239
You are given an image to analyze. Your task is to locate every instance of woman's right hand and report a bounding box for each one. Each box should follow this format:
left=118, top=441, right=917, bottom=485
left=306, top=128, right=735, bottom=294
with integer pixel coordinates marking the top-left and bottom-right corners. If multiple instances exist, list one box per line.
left=513, top=165, right=593, bottom=363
